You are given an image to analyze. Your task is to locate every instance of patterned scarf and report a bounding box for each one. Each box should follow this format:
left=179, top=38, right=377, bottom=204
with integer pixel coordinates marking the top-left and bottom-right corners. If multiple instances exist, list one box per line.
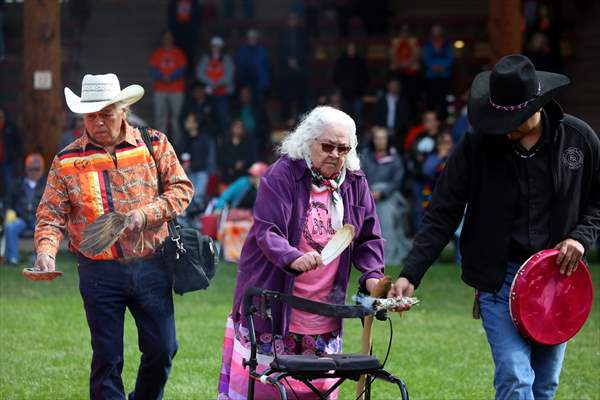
left=307, top=161, right=346, bottom=230
left=310, top=167, right=341, bottom=195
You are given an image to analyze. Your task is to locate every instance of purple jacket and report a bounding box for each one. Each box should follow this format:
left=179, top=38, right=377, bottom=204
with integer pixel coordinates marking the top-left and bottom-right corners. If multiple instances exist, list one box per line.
left=230, top=156, right=385, bottom=334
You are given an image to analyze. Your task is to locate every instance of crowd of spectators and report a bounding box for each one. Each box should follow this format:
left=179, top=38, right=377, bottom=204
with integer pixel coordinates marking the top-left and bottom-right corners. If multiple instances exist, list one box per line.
left=2, top=0, right=599, bottom=265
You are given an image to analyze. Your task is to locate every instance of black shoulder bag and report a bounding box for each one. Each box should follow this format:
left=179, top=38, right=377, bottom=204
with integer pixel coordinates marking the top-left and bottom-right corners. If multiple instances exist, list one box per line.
left=140, top=127, right=218, bottom=295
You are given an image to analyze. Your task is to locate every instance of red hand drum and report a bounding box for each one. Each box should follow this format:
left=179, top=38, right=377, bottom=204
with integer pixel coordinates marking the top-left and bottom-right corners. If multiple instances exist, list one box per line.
left=509, top=249, right=594, bottom=345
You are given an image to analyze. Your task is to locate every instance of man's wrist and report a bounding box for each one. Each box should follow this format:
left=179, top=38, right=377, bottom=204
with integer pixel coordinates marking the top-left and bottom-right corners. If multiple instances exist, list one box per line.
left=36, top=241, right=58, bottom=259
left=398, top=272, right=417, bottom=287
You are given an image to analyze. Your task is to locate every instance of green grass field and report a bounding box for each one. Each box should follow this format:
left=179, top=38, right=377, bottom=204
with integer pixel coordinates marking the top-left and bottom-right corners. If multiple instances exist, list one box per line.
left=1, top=252, right=598, bottom=399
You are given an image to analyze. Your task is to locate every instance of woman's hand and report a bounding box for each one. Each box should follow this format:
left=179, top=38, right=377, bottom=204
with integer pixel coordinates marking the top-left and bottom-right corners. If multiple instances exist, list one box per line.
left=289, top=251, right=324, bottom=272
left=365, top=278, right=380, bottom=295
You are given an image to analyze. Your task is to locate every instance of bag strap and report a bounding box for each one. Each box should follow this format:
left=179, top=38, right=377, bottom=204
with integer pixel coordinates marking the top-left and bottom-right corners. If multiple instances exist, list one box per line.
left=139, top=127, right=179, bottom=240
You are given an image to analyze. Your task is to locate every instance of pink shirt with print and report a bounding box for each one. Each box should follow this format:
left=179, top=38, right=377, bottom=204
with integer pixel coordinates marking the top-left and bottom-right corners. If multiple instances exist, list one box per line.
left=289, top=188, right=341, bottom=335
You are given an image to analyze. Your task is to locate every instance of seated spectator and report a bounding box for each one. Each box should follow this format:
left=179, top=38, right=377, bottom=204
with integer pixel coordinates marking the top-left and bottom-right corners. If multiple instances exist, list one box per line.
left=235, top=29, right=270, bottom=107
left=213, top=161, right=267, bottom=212
left=218, top=118, right=257, bottom=184
left=196, top=36, right=235, bottom=135
left=423, top=24, right=453, bottom=119
left=404, top=110, right=441, bottom=233
left=451, top=89, right=470, bottom=144
left=233, top=86, right=271, bottom=159
left=179, top=83, right=216, bottom=144
left=373, top=78, right=411, bottom=148
left=148, top=30, right=188, bottom=148
left=403, top=110, right=441, bottom=154
left=422, top=131, right=453, bottom=210
left=360, top=126, right=410, bottom=264
left=421, top=130, right=462, bottom=262
left=182, top=111, right=216, bottom=208
left=176, top=152, right=203, bottom=229
left=213, top=161, right=267, bottom=263
left=2, top=153, right=46, bottom=265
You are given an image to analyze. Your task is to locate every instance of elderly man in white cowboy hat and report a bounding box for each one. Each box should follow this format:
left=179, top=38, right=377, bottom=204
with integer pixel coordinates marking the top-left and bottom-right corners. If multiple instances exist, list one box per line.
left=34, top=73, right=193, bottom=400
left=389, top=54, right=600, bottom=399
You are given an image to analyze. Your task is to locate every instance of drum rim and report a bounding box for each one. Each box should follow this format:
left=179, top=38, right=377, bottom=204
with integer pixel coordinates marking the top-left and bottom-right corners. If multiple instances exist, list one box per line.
left=508, top=249, right=594, bottom=345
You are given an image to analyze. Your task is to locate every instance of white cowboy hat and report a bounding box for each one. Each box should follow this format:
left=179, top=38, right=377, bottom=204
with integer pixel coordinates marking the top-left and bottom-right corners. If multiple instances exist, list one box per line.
left=64, top=73, right=144, bottom=114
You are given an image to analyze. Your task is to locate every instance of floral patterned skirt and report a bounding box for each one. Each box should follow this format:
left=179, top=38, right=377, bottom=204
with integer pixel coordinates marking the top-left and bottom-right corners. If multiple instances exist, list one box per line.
left=217, top=315, right=342, bottom=400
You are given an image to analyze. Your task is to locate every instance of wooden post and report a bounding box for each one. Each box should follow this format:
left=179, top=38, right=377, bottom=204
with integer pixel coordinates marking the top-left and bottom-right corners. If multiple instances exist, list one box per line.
left=488, top=0, right=523, bottom=63
left=23, top=0, right=62, bottom=168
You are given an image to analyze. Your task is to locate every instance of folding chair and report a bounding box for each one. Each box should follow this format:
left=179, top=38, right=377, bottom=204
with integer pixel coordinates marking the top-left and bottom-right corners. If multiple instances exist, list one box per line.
left=242, top=287, right=409, bottom=400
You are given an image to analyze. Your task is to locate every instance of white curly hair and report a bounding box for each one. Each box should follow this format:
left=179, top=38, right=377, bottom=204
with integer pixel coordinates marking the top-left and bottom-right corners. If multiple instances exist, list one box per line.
left=278, top=106, right=360, bottom=171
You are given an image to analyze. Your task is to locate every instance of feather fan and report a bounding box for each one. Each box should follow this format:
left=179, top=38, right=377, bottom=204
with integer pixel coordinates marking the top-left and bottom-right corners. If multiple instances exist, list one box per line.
left=321, top=224, right=355, bottom=265
left=80, top=212, right=130, bottom=255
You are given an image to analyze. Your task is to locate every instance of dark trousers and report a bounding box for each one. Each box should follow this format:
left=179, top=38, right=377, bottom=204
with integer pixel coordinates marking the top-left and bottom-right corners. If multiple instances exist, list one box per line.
left=78, top=254, right=177, bottom=400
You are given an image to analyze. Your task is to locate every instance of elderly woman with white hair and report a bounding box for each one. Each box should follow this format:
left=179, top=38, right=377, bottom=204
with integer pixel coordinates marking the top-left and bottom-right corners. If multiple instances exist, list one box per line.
left=218, top=106, right=385, bottom=399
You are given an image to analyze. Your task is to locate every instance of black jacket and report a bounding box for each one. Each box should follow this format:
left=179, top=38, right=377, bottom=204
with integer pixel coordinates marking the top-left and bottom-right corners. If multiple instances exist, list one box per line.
left=8, top=177, right=46, bottom=226
left=401, top=100, right=600, bottom=292
left=373, top=95, right=411, bottom=139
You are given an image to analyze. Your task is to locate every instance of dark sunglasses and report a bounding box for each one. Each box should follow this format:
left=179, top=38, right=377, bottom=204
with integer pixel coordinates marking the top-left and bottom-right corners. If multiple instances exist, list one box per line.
left=319, top=141, right=352, bottom=156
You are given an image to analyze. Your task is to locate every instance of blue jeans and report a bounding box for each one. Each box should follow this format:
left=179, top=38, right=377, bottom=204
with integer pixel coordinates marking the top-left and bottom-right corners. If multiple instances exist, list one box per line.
left=4, top=217, right=33, bottom=263
left=479, top=263, right=566, bottom=400
left=78, top=254, right=177, bottom=400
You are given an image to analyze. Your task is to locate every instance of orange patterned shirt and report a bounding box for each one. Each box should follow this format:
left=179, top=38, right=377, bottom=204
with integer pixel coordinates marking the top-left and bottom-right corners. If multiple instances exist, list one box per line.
left=35, top=123, right=193, bottom=260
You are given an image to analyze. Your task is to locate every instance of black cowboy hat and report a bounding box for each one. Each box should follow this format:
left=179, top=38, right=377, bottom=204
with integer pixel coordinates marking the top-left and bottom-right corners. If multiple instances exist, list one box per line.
left=468, top=54, right=570, bottom=135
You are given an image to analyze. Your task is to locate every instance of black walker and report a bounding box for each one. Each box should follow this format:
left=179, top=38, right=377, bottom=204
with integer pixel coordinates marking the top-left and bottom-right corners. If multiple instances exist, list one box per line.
left=242, top=287, right=409, bottom=400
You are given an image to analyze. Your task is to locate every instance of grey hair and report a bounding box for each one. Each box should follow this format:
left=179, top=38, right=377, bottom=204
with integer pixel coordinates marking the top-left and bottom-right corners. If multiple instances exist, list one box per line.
left=278, top=106, right=360, bottom=171
left=115, top=102, right=131, bottom=117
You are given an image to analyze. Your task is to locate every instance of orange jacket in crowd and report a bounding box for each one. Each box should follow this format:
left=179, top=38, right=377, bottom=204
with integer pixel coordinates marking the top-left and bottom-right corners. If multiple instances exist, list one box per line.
left=148, top=46, right=188, bottom=92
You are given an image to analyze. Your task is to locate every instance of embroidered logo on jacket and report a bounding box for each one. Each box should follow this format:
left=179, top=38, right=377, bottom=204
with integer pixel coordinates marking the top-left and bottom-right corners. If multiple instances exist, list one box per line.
left=561, top=147, right=584, bottom=170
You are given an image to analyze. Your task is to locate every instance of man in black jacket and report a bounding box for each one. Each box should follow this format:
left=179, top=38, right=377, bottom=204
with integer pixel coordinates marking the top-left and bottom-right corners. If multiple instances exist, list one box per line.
left=2, top=153, right=46, bottom=265
left=390, top=55, right=600, bottom=399
left=373, top=78, right=412, bottom=146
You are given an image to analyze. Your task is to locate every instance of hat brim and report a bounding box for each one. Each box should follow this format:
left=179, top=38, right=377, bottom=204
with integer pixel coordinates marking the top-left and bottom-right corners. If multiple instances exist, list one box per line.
left=64, top=84, right=145, bottom=114
left=467, top=71, right=570, bottom=135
